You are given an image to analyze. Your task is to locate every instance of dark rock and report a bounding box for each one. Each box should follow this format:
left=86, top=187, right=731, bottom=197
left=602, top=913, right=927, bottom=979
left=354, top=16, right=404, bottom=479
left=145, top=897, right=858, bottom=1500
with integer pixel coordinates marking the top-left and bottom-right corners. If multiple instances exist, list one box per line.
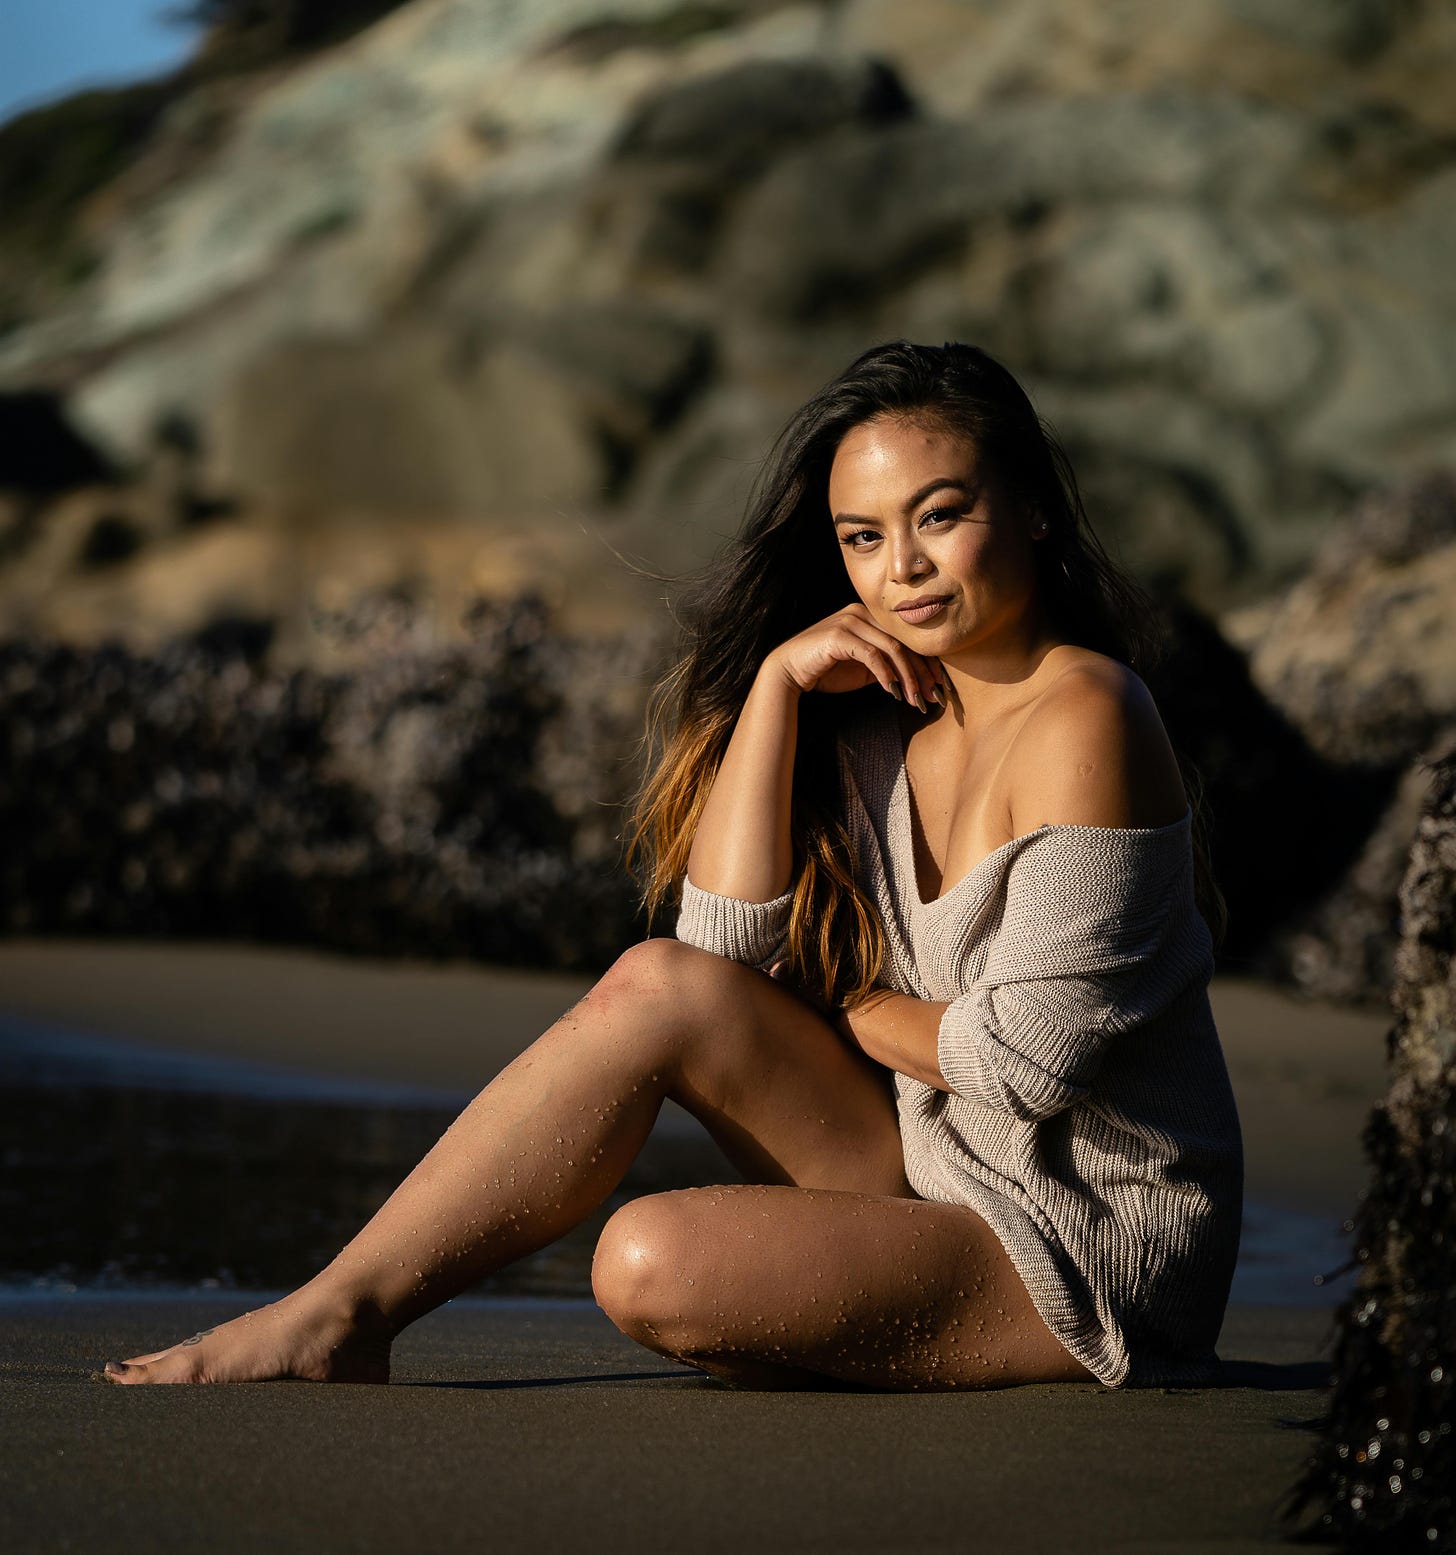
left=78, top=513, right=143, bottom=568
left=1222, top=472, right=1456, bottom=1001
left=610, top=56, right=914, bottom=181
left=0, top=594, right=663, bottom=972
left=184, top=0, right=411, bottom=61
left=1275, top=757, right=1441, bottom=1006
left=594, top=55, right=915, bottom=280
left=1147, top=597, right=1391, bottom=969
left=189, top=613, right=275, bottom=661
left=1284, top=734, right=1456, bottom=1548
left=0, top=391, right=114, bottom=493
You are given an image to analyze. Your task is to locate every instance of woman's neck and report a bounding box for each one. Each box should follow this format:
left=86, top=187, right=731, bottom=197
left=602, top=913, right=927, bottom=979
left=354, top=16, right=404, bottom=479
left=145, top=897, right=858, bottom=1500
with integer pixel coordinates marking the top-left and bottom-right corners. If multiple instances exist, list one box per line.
left=934, top=615, right=1072, bottom=732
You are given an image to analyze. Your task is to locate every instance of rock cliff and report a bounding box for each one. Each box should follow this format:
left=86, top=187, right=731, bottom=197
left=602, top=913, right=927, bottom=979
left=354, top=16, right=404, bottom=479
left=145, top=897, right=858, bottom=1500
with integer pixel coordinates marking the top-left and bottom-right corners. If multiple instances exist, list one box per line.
left=3, top=0, right=1456, bottom=645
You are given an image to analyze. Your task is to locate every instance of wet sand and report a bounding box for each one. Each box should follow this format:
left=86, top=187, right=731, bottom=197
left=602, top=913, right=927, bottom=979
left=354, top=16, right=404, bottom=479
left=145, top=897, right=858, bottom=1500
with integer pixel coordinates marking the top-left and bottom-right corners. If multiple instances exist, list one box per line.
left=0, top=938, right=1389, bottom=1552
left=2, top=1293, right=1334, bottom=1554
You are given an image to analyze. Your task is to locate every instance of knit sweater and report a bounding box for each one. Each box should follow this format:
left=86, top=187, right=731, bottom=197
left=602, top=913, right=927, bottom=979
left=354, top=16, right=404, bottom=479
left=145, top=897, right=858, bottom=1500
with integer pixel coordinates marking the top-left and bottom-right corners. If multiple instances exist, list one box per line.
left=674, top=693, right=1245, bottom=1388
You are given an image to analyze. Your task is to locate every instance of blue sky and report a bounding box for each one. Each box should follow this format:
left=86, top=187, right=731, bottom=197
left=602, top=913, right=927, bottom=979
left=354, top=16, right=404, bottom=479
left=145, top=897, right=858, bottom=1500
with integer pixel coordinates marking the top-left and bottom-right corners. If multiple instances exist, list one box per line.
left=1, top=0, right=201, bottom=125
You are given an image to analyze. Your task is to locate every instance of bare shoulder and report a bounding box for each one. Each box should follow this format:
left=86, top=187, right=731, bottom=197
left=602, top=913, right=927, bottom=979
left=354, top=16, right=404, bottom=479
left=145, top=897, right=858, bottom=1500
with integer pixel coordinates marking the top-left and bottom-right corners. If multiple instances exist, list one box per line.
left=1008, top=651, right=1188, bottom=832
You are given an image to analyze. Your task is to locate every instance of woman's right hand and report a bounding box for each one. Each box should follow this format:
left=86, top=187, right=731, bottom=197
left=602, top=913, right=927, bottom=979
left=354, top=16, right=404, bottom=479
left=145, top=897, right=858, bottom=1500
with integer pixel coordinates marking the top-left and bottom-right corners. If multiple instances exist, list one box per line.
left=763, top=603, right=943, bottom=712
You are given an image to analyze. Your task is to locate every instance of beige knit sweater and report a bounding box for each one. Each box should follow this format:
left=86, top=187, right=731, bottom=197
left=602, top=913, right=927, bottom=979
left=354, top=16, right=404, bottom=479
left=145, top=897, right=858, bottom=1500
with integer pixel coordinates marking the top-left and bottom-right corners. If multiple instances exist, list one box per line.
left=675, top=694, right=1244, bottom=1388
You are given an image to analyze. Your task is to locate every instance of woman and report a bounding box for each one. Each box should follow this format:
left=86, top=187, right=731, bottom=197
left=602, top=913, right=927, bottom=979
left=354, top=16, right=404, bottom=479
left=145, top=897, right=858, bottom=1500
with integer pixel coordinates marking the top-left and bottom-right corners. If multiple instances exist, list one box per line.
left=102, top=340, right=1243, bottom=1392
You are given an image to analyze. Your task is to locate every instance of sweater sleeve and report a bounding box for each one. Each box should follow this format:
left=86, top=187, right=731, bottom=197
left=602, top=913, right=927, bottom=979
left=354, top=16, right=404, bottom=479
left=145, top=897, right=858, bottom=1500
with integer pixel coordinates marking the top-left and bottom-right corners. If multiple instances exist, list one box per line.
left=935, top=823, right=1197, bottom=1119
left=674, top=876, right=794, bottom=973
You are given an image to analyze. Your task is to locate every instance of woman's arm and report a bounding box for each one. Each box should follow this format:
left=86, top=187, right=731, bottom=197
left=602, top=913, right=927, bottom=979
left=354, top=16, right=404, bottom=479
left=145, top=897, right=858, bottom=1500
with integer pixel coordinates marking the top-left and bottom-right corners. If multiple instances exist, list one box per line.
left=684, top=606, right=942, bottom=904
left=835, top=993, right=953, bottom=1091
left=683, top=661, right=802, bottom=903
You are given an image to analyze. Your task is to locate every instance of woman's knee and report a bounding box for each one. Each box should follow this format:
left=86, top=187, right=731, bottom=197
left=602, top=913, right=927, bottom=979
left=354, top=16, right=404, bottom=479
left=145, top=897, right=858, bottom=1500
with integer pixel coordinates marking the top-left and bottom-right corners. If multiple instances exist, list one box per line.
left=590, top=1191, right=709, bottom=1351
left=602, top=937, right=746, bottom=1005
left=591, top=939, right=753, bottom=1052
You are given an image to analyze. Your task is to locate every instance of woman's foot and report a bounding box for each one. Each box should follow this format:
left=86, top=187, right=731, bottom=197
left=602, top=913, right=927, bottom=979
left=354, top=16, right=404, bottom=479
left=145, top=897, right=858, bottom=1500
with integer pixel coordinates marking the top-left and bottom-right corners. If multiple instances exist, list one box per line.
left=99, top=1287, right=393, bottom=1386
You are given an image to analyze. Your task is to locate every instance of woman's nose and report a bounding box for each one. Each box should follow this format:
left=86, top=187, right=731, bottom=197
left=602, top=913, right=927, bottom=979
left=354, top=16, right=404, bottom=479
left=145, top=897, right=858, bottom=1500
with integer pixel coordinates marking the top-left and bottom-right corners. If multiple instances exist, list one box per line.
left=889, top=534, right=931, bottom=582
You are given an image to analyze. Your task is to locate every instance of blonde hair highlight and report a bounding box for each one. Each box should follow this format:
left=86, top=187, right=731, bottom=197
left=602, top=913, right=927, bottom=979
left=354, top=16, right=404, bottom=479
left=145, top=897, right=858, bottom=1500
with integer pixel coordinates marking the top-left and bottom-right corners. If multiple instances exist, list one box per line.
left=623, top=666, right=887, bottom=1012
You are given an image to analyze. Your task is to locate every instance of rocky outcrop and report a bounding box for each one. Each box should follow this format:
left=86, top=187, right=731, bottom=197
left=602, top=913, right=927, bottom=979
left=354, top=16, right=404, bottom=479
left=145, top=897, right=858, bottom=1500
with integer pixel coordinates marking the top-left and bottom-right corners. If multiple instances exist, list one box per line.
left=1225, top=471, right=1456, bottom=1002
left=1147, top=598, right=1388, bottom=966
left=2, top=0, right=1455, bottom=634
left=1226, top=471, right=1456, bottom=767
left=1286, top=740, right=1456, bottom=1550
left=0, top=592, right=666, bottom=970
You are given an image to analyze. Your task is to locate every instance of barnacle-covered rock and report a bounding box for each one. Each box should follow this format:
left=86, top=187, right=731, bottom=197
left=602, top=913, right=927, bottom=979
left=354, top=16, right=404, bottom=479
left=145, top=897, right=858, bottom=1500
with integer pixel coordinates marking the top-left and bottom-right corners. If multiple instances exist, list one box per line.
left=1285, top=739, right=1456, bottom=1549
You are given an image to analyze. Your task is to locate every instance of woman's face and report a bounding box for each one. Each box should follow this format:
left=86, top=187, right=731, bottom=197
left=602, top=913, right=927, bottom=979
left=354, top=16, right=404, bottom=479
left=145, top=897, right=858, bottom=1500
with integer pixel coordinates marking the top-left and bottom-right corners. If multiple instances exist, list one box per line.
left=827, top=416, right=1043, bottom=661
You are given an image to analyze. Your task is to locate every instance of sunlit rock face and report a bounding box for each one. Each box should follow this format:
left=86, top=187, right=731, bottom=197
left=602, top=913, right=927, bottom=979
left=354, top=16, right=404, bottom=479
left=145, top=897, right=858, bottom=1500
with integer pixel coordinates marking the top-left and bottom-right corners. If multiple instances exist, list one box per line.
left=1286, top=743, right=1456, bottom=1550
left=3, top=0, right=1456, bottom=639
left=1225, top=472, right=1456, bottom=1004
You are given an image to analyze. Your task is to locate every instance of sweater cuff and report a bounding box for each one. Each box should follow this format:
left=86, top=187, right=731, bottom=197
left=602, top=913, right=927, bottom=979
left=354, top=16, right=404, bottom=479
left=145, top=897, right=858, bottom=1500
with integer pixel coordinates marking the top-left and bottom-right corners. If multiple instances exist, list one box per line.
left=675, top=876, right=794, bottom=970
left=937, top=984, right=1093, bottom=1120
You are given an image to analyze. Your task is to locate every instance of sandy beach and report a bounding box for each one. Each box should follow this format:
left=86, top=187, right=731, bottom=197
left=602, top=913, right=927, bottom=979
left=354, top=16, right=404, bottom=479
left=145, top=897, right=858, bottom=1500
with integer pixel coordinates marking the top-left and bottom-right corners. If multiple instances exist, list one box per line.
left=0, top=937, right=1390, bottom=1552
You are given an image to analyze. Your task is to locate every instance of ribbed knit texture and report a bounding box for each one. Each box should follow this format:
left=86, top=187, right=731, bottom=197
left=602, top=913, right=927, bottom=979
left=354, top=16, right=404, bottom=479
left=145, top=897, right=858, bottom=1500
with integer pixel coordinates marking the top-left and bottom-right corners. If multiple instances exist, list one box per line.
left=675, top=696, right=1245, bottom=1388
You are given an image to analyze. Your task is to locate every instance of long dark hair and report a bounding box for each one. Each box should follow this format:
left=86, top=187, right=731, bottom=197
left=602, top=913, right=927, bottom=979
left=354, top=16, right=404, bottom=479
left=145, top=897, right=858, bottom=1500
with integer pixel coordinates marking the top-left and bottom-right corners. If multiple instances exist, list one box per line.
left=625, top=340, right=1224, bottom=1008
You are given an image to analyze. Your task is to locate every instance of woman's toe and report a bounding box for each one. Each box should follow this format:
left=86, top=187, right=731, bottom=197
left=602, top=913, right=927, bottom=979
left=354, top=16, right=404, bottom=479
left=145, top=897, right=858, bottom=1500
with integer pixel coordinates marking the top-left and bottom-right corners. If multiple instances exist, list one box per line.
left=104, top=1351, right=202, bottom=1384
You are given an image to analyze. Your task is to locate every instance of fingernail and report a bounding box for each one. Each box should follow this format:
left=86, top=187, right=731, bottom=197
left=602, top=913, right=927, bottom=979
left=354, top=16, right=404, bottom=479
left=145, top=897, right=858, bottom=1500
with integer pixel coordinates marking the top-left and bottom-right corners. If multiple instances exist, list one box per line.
left=888, top=683, right=902, bottom=700
left=104, top=1361, right=128, bottom=1375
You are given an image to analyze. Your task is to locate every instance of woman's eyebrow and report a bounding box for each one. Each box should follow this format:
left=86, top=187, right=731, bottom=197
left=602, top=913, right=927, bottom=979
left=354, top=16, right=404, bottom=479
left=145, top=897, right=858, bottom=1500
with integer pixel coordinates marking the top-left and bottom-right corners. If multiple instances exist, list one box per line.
left=832, top=476, right=974, bottom=526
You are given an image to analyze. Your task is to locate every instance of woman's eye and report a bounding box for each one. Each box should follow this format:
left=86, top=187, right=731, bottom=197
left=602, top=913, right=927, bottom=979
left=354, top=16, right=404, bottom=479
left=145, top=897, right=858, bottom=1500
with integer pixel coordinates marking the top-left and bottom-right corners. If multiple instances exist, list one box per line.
left=841, top=530, right=880, bottom=548
left=920, top=507, right=958, bottom=527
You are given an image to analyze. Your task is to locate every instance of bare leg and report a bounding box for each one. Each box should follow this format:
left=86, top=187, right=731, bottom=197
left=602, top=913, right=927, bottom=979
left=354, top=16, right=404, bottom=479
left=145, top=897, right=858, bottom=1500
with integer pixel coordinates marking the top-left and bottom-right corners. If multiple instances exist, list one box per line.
left=102, top=939, right=913, bottom=1385
left=591, top=1185, right=1099, bottom=1391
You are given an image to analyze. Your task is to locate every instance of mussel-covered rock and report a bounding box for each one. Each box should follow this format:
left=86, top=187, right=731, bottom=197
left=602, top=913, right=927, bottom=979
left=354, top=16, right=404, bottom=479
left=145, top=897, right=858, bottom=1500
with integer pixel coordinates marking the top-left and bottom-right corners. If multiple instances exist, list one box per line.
left=0, top=592, right=666, bottom=971
left=1285, top=740, right=1456, bottom=1549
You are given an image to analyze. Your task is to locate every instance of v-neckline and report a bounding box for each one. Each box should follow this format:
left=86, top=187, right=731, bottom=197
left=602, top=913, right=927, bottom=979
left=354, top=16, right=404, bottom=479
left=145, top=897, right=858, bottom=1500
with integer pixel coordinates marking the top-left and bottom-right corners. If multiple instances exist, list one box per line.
left=890, top=703, right=1016, bottom=912
left=891, top=762, right=1028, bottom=912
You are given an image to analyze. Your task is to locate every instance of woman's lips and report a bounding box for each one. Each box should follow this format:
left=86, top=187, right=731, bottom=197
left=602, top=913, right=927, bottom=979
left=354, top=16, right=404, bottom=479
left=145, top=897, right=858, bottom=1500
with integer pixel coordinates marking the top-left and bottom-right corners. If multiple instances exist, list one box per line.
left=892, top=595, right=951, bottom=624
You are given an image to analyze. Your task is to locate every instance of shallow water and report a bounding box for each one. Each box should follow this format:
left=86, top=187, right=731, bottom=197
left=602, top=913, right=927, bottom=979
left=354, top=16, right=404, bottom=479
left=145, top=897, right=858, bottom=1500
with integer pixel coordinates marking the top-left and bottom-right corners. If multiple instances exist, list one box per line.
left=0, top=1013, right=1357, bottom=1306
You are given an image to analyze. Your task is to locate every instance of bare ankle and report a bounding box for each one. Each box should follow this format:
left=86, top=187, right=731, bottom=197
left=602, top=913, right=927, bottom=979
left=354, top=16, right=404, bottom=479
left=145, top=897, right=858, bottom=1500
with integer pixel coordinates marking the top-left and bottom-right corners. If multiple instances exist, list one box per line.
left=291, top=1274, right=401, bottom=1343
